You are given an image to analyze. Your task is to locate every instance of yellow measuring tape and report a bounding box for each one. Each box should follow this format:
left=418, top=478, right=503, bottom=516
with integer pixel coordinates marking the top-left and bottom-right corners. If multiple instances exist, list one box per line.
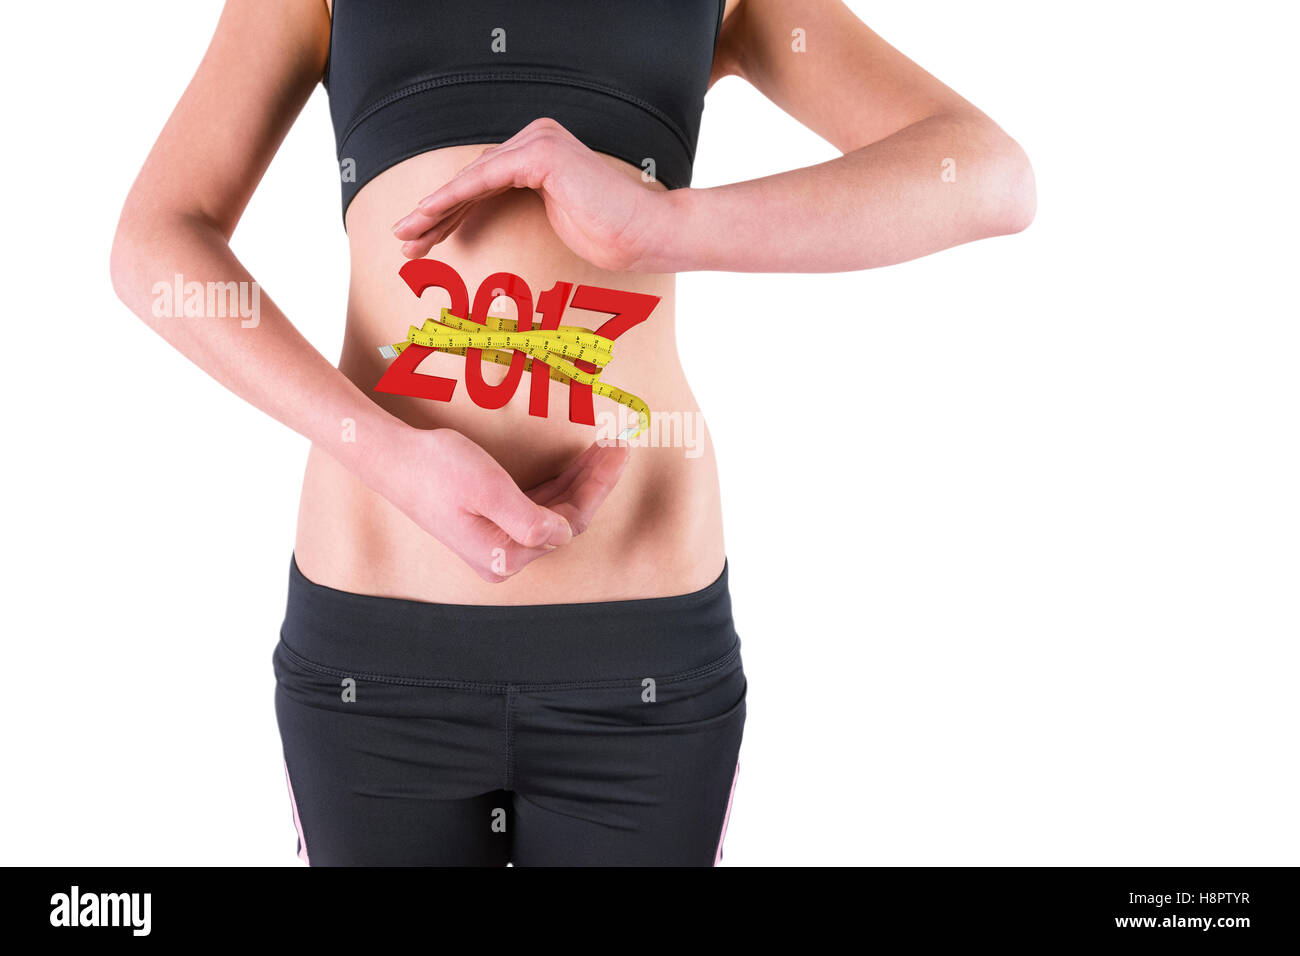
left=378, top=307, right=650, bottom=438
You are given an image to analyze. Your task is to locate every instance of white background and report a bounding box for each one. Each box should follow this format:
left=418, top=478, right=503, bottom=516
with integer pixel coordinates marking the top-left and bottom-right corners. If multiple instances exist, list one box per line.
left=1, top=1, right=1296, bottom=866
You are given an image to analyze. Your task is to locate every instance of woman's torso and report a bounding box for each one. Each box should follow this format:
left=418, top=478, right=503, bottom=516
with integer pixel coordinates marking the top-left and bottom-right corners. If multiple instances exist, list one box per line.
left=294, top=0, right=732, bottom=603
left=293, top=145, right=726, bottom=604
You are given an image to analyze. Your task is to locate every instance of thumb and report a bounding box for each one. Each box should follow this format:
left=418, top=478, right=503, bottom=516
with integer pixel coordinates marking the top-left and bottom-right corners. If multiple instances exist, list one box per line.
left=475, top=475, right=573, bottom=549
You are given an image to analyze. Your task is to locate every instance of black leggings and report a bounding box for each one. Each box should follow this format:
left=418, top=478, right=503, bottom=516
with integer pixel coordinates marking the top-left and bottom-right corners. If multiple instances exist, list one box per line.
left=273, top=556, right=747, bottom=866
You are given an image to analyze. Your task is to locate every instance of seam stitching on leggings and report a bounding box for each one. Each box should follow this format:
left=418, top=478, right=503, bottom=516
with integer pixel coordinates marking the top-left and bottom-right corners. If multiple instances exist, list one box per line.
left=276, top=641, right=740, bottom=692
left=504, top=685, right=516, bottom=791
left=514, top=645, right=741, bottom=690
left=279, top=643, right=506, bottom=692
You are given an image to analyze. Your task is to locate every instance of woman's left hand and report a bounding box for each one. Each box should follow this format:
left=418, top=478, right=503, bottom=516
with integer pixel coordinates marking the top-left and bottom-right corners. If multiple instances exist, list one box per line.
left=392, top=118, right=671, bottom=272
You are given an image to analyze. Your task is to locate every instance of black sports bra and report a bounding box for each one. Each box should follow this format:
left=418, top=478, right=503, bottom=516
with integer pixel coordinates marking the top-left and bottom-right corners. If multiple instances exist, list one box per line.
left=325, top=0, right=725, bottom=221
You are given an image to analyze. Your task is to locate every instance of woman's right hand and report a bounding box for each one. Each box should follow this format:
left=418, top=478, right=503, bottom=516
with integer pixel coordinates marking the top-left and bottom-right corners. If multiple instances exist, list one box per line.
left=373, top=426, right=629, bottom=583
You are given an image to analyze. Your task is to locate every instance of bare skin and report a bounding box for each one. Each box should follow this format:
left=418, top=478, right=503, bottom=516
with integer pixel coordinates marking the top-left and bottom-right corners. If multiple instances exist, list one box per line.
left=305, top=143, right=720, bottom=602
left=110, top=0, right=1034, bottom=603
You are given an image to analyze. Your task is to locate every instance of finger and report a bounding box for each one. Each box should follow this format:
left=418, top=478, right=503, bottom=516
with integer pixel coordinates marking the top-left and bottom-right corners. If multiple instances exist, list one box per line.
left=412, top=120, right=563, bottom=209
left=394, top=121, right=571, bottom=236
left=527, top=439, right=628, bottom=509
left=419, top=134, right=541, bottom=202
left=392, top=194, right=474, bottom=243
left=472, top=472, right=573, bottom=549
left=402, top=140, right=550, bottom=231
left=541, top=500, right=585, bottom=541
left=392, top=129, right=561, bottom=243
left=393, top=182, right=506, bottom=241
left=543, top=443, right=630, bottom=536
left=452, top=511, right=557, bottom=583
left=399, top=195, right=494, bottom=259
left=418, top=138, right=527, bottom=202
left=526, top=441, right=604, bottom=507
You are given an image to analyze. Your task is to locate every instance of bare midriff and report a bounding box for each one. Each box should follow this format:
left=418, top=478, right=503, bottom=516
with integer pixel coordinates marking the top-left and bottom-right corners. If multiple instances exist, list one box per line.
left=292, top=146, right=726, bottom=604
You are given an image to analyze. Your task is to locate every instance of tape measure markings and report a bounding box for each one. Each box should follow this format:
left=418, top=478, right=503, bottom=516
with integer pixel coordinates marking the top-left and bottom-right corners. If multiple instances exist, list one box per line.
left=378, top=307, right=650, bottom=438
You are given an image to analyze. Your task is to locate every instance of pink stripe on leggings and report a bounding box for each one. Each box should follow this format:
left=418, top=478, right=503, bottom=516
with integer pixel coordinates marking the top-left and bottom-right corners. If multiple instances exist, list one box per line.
left=283, top=760, right=310, bottom=866
left=714, top=759, right=740, bottom=866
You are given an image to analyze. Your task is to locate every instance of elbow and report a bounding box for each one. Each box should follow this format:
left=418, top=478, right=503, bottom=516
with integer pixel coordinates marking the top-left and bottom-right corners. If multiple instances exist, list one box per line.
left=110, top=204, right=180, bottom=316
left=111, top=202, right=227, bottom=312
left=987, top=133, right=1036, bottom=236
left=109, top=210, right=146, bottom=312
left=934, top=111, right=1036, bottom=240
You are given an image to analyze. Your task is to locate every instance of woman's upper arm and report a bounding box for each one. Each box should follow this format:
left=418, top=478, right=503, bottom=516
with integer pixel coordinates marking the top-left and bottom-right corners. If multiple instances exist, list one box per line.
left=714, top=0, right=983, bottom=152
left=121, top=0, right=330, bottom=238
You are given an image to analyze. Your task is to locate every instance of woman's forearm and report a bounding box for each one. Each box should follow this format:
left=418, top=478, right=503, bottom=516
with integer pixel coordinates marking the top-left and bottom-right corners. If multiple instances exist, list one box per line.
left=649, top=110, right=1035, bottom=274
left=109, top=212, right=409, bottom=494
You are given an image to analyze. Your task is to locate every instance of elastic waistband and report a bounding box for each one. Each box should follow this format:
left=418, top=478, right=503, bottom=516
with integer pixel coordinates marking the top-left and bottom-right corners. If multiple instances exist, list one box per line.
left=279, top=555, right=739, bottom=685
